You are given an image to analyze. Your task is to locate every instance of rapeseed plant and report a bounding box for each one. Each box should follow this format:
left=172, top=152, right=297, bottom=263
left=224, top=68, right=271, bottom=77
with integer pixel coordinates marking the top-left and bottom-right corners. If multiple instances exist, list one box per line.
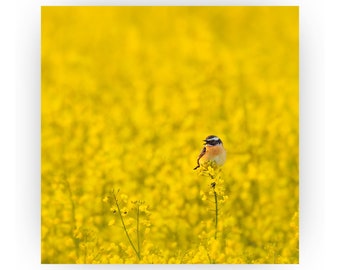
left=42, top=6, right=299, bottom=264
left=197, top=161, right=227, bottom=239
left=104, top=189, right=151, bottom=261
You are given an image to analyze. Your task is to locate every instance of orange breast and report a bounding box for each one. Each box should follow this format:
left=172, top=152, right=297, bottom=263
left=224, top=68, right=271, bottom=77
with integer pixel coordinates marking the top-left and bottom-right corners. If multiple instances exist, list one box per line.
left=200, top=145, right=226, bottom=165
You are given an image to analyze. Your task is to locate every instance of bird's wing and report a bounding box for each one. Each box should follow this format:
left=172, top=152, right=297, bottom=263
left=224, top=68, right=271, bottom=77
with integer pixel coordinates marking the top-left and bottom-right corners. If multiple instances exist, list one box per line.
left=193, top=147, right=206, bottom=170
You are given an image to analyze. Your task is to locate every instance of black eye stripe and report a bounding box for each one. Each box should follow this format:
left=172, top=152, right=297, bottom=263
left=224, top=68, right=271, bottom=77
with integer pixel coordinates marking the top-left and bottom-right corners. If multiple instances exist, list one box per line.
left=205, top=138, right=222, bottom=145
left=203, top=135, right=223, bottom=145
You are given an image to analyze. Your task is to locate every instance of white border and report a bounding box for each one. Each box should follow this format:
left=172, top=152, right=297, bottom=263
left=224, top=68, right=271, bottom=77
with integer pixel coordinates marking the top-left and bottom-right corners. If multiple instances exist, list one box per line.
left=2, top=0, right=337, bottom=269
left=324, top=0, right=340, bottom=268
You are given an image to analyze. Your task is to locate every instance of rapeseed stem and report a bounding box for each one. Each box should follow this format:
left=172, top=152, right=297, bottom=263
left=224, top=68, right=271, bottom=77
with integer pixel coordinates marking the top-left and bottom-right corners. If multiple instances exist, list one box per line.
left=213, top=186, right=218, bottom=240
left=112, top=191, right=141, bottom=260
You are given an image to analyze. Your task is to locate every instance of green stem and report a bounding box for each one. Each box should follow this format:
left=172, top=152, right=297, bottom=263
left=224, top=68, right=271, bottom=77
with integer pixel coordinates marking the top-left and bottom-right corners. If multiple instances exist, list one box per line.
left=113, top=192, right=141, bottom=260
left=209, top=172, right=218, bottom=240
left=83, top=232, right=87, bottom=264
left=214, top=189, right=218, bottom=240
left=206, top=248, right=212, bottom=264
left=136, top=204, right=141, bottom=257
left=63, top=179, right=80, bottom=259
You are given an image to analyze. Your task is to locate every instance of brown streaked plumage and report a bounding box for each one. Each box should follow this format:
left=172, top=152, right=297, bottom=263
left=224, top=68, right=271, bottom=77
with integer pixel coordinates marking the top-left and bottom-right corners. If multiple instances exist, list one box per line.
left=193, top=147, right=206, bottom=170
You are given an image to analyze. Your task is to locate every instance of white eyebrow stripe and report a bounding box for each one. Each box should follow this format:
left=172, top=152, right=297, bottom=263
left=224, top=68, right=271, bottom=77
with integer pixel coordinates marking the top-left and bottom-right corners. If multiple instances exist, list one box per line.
left=207, top=137, right=219, bottom=141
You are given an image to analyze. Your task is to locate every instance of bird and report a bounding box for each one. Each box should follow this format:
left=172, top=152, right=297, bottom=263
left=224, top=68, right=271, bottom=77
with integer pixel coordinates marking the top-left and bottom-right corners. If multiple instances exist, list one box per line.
left=193, top=135, right=227, bottom=170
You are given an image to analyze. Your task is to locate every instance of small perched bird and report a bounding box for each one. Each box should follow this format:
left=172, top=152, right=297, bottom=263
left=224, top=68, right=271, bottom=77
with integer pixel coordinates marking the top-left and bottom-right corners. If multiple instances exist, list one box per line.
left=193, top=135, right=227, bottom=170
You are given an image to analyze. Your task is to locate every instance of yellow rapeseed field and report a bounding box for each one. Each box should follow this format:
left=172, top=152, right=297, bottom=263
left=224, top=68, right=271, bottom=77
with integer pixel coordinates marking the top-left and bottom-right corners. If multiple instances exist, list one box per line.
left=41, top=6, right=299, bottom=264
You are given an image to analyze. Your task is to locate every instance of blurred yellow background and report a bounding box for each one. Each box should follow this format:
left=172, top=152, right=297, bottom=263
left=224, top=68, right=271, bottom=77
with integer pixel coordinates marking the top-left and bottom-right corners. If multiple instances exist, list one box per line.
left=42, top=6, right=298, bottom=263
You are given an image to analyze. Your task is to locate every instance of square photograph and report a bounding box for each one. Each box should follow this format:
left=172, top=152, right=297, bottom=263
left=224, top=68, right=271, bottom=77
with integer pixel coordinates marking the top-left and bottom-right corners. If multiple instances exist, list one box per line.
left=41, top=6, right=299, bottom=264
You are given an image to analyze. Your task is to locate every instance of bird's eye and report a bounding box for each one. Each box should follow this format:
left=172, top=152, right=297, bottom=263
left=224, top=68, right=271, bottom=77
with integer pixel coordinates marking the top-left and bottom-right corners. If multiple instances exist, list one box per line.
left=206, top=139, right=221, bottom=146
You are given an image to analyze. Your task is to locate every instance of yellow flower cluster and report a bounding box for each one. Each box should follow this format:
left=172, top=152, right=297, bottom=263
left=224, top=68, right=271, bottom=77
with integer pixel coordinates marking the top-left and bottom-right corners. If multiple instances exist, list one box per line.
left=42, top=6, right=299, bottom=263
